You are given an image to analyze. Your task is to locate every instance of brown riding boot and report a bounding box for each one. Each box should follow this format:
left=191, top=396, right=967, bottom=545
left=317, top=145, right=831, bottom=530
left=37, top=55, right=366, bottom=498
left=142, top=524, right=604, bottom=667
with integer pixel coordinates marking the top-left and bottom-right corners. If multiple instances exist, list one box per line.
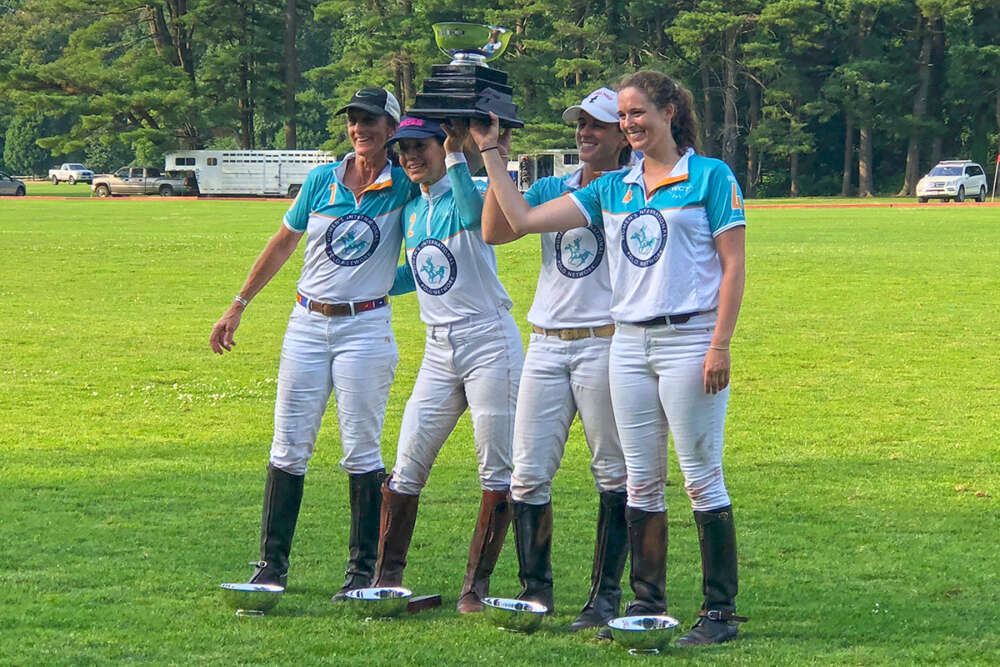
left=456, top=489, right=513, bottom=613
left=372, top=477, right=420, bottom=588
left=675, top=506, right=747, bottom=646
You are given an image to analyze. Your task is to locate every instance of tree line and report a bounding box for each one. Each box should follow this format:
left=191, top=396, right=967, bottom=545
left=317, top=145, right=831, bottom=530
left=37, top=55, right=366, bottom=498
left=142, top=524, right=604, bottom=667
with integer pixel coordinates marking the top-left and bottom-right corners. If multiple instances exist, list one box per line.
left=1, top=0, right=998, bottom=197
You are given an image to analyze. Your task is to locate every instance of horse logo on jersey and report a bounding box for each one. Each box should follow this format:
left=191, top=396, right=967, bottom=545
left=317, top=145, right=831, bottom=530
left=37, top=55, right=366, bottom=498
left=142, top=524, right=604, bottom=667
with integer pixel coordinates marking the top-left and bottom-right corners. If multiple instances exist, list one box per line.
left=554, top=226, right=605, bottom=279
left=412, top=238, right=457, bottom=296
left=621, top=207, right=667, bottom=268
left=324, top=213, right=380, bottom=266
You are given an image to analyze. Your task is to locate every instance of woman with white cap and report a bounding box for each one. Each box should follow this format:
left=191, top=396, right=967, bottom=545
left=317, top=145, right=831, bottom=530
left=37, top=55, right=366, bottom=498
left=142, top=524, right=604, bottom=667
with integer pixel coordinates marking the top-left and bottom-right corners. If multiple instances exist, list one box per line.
left=210, top=88, right=416, bottom=602
left=480, top=88, right=632, bottom=632
left=471, top=70, right=748, bottom=646
left=370, top=116, right=524, bottom=614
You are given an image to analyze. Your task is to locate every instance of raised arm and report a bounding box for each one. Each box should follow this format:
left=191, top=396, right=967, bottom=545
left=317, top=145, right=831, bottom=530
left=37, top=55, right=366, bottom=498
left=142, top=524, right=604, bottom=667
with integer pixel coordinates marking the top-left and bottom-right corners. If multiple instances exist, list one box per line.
left=209, top=224, right=303, bottom=354
left=481, top=128, right=524, bottom=245
left=470, top=114, right=588, bottom=235
left=443, top=120, right=486, bottom=230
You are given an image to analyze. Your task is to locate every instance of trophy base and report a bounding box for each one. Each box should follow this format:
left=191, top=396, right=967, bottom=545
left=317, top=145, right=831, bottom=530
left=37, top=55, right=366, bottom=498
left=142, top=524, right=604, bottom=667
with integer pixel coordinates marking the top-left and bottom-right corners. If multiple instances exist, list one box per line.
left=406, top=106, right=524, bottom=129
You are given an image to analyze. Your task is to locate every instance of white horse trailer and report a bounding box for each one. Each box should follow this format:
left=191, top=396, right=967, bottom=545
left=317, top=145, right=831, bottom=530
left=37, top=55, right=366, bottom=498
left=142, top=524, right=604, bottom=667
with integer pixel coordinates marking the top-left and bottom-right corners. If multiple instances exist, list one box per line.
left=515, top=149, right=580, bottom=191
left=164, top=150, right=336, bottom=197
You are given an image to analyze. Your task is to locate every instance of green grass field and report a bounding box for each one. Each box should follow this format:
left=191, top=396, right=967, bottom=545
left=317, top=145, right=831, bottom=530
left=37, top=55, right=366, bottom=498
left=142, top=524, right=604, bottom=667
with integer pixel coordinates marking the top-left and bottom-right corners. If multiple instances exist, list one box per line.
left=1, top=196, right=998, bottom=665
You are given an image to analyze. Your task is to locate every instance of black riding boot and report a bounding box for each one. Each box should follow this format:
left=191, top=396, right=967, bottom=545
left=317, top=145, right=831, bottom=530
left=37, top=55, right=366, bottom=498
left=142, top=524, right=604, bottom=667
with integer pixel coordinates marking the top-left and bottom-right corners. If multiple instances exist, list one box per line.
left=512, top=501, right=554, bottom=614
left=248, top=464, right=304, bottom=588
left=331, top=468, right=385, bottom=601
left=675, top=506, right=748, bottom=646
left=624, top=506, right=667, bottom=616
left=570, top=491, right=629, bottom=631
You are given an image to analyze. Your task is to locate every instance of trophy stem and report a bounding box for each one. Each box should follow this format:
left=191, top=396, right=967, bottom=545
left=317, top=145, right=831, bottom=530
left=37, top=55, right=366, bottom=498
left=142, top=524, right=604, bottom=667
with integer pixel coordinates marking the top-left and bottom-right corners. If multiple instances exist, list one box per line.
left=450, top=52, right=489, bottom=67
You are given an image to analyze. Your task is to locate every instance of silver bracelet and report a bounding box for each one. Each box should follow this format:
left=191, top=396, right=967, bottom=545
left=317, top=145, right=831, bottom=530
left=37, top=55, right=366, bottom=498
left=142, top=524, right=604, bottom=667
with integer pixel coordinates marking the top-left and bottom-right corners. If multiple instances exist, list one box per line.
left=233, top=295, right=249, bottom=307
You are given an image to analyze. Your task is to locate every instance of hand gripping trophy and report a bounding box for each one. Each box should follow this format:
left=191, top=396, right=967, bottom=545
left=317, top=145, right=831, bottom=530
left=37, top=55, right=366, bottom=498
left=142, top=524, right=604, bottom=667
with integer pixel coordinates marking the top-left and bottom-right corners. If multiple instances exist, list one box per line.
left=408, top=22, right=523, bottom=128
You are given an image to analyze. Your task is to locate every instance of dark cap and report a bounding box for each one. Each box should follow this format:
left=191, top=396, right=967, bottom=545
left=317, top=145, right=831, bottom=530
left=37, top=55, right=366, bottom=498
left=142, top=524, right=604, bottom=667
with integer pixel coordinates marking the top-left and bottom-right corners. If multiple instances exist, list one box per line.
left=385, top=116, right=447, bottom=146
left=335, top=88, right=401, bottom=123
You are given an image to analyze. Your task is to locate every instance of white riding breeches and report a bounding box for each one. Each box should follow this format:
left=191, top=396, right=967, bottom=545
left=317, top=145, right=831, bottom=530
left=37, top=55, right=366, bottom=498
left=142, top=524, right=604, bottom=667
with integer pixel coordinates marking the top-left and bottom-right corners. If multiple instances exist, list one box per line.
left=510, top=332, right=626, bottom=504
left=609, top=315, right=732, bottom=513
left=390, top=310, right=523, bottom=496
left=269, top=303, right=398, bottom=476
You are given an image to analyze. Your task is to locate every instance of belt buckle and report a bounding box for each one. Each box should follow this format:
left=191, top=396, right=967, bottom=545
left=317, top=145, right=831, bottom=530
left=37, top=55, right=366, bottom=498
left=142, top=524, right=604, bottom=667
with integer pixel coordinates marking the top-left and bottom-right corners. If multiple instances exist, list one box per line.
left=559, top=328, right=575, bottom=341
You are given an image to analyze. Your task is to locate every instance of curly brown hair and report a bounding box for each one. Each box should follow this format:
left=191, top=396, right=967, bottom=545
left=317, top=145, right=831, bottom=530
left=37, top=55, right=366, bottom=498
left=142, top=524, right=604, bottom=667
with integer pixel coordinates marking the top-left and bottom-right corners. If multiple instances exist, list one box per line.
left=618, top=70, right=701, bottom=154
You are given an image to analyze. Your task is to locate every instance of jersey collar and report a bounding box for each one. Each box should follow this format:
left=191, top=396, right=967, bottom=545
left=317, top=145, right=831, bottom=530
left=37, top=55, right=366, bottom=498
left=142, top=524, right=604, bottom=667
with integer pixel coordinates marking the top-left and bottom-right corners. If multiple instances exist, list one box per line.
left=623, top=147, right=694, bottom=195
left=420, top=171, right=452, bottom=201
left=334, top=152, right=394, bottom=194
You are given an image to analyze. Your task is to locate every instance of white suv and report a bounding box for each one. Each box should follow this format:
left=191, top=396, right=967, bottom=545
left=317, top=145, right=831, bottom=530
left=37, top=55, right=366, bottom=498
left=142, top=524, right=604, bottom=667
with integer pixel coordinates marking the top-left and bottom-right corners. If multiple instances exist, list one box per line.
left=916, top=160, right=989, bottom=202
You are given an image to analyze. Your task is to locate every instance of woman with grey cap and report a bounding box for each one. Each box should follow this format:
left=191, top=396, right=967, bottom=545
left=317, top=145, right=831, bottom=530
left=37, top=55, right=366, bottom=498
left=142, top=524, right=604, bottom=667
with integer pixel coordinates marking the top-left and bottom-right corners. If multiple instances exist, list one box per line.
left=210, top=87, right=416, bottom=601
left=480, top=88, right=632, bottom=632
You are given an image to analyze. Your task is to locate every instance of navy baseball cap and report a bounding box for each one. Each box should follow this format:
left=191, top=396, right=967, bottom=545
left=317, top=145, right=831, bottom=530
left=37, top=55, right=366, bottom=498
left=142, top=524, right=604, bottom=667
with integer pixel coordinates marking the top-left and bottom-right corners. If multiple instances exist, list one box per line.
left=335, top=88, right=401, bottom=123
left=385, top=116, right=447, bottom=146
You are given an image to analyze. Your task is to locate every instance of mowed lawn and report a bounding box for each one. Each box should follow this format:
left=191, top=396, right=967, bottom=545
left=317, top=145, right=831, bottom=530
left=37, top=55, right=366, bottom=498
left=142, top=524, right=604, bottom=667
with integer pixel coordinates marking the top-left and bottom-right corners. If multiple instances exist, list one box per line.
left=1, top=196, right=998, bottom=665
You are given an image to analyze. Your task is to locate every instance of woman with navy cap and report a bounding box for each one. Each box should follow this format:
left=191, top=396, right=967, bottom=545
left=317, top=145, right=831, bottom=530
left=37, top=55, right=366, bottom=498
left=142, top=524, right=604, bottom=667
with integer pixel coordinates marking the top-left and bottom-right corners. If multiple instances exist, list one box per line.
left=480, top=88, right=632, bottom=631
left=370, top=116, right=523, bottom=614
left=210, top=88, right=416, bottom=602
left=471, top=70, right=748, bottom=645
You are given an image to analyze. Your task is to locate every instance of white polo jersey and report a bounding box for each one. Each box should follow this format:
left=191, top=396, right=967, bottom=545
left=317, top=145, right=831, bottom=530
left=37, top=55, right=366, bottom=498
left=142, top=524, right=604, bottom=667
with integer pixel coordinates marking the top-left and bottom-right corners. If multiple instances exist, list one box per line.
left=283, top=153, right=414, bottom=303
left=569, top=148, right=746, bottom=322
left=390, top=155, right=513, bottom=325
left=524, top=169, right=616, bottom=329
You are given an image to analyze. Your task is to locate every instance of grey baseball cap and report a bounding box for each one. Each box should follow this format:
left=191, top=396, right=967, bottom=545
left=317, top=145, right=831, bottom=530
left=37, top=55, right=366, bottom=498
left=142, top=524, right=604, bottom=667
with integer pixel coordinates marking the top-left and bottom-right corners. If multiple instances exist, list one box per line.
left=335, top=88, right=402, bottom=123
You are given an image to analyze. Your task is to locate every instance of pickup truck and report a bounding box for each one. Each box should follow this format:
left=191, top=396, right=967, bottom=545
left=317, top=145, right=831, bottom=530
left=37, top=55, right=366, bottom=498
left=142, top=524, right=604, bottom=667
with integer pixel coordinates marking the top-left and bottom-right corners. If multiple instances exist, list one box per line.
left=91, top=167, right=192, bottom=197
left=49, top=163, right=94, bottom=184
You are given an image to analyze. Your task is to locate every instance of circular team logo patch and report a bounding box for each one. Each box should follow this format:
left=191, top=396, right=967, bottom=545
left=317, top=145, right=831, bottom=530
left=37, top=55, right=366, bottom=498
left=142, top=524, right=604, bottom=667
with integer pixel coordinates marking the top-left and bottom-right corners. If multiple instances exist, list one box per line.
left=412, top=239, right=457, bottom=295
left=621, top=207, right=667, bottom=267
left=555, top=226, right=604, bottom=279
left=324, top=213, right=380, bottom=266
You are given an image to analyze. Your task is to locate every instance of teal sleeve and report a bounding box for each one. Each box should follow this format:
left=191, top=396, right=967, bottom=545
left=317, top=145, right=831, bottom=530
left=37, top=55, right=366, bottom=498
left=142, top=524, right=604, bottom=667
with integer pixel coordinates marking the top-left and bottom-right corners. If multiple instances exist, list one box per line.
left=448, top=161, right=485, bottom=231
left=389, top=261, right=415, bottom=296
left=283, top=164, right=324, bottom=231
left=524, top=180, right=545, bottom=207
left=706, top=163, right=746, bottom=235
left=570, top=178, right=604, bottom=227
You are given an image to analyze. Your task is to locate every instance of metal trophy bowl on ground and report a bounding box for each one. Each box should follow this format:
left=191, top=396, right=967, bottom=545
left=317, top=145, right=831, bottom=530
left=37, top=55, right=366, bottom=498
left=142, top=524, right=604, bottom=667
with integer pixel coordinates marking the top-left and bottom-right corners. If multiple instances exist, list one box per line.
left=607, top=615, right=680, bottom=655
left=481, top=597, right=548, bottom=633
left=219, top=582, right=284, bottom=616
left=407, top=22, right=523, bottom=128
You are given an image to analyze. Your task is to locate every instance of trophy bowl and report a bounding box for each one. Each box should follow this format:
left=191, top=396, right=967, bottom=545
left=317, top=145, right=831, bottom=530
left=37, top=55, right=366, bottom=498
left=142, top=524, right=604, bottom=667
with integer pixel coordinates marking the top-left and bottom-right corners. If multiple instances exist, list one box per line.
left=433, top=22, right=512, bottom=63
left=219, top=582, right=284, bottom=616
left=344, top=586, right=412, bottom=619
left=607, top=615, right=680, bottom=654
left=482, top=597, right=548, bottom=633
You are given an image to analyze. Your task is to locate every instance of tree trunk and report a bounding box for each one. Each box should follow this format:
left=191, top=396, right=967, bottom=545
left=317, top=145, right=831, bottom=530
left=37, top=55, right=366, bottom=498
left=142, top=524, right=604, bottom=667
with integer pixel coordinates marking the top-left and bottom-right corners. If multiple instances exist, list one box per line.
left=722, top=27, right=738, bottom=168
left=701, top=57, right=715, bottom=157
left=239, top=58, right=253, bottom=150
left=283, top=0, right=297, bottom=149
left=746, top=81, right=759, bottom=196
left=789, top=153, right=799, bottom=196
left=859, top=124, right=874, bottom=197
left=898, top=13, right=931, bottom=196
left=930, top=137, right=943, bottom=167
left=841, top=112, right=853, bottom=196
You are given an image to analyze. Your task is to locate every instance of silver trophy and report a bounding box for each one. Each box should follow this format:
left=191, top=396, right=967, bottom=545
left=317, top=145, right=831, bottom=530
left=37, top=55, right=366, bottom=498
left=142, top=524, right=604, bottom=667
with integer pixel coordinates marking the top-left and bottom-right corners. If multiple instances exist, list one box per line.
left=407, top=22, right=523, bottom=128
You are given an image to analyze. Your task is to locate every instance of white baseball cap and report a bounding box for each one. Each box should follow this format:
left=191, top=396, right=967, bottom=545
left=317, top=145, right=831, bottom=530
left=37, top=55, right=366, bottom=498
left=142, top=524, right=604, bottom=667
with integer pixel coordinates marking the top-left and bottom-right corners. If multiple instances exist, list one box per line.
left=562, top=87, right=619, bottom=124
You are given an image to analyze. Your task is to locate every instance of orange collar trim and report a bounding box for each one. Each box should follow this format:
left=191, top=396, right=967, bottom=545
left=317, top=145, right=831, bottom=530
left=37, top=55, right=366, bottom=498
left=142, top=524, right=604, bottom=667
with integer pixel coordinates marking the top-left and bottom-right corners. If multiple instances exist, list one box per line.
left=361, top=179, right=393, bottom=194
left=650, top=173, right=689, bottom=193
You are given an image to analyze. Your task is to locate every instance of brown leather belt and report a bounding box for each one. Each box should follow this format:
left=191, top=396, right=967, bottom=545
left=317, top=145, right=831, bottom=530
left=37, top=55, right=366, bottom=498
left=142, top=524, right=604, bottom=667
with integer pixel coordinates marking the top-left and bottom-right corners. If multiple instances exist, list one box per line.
left=532, top=324, right=615, bottom=340
left=296, top=293, right=388, bottom=317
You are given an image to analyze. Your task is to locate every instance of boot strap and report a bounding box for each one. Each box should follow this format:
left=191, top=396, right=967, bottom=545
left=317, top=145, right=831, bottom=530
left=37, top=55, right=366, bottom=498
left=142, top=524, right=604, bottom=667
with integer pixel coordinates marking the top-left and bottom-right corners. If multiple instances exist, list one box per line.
left=700, top=609, right=748, bottom=623
left=249, top=560, right=267, bottom=568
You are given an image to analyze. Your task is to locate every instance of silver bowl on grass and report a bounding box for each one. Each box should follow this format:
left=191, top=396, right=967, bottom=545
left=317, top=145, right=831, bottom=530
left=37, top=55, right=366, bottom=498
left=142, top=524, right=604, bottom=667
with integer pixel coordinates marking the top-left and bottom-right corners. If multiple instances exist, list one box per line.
left=344, top=586, right=412, bottom=619
left=482, top=597, right=547, bottom=633
left=219, top=582, right=284, bottom=616
left=607, top=615, right=680, bottom=654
